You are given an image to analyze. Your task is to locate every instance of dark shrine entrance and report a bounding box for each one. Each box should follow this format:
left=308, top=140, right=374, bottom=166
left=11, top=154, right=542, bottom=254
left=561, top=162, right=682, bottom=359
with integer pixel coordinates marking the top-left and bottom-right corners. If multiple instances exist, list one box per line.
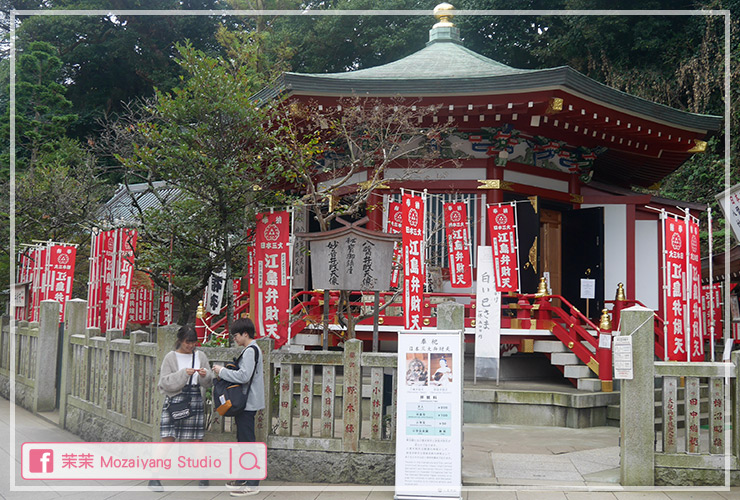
left=561, top=207, right=605, bottom=321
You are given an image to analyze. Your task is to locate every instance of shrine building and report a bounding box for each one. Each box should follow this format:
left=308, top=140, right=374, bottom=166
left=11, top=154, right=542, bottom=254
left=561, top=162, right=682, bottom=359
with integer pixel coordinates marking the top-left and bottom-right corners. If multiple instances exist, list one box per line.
left=249, top=4, right=723, bottom=390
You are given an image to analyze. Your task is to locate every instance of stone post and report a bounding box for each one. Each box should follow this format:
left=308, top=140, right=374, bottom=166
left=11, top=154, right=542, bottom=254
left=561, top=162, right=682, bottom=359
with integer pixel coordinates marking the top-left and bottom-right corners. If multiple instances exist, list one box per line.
left=34, top=300, right=61, bottom=412
left=255, top=337, right=272, bottom=443
left=342, top=339, right=362, bottom=452
left=152, top=324, right=179, bottom=441
left=436, top=302, right=465, bottom=332
left=128, top=330, right=148, bottom=425
left=619, top=305, right=655, bottom=486
left=59, top=299, right=86, bottom=428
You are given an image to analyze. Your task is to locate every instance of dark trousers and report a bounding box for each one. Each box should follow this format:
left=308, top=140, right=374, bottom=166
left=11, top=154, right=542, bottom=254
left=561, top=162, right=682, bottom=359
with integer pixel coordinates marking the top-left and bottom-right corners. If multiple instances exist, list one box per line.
left=234, top=410, right=259, bottom=486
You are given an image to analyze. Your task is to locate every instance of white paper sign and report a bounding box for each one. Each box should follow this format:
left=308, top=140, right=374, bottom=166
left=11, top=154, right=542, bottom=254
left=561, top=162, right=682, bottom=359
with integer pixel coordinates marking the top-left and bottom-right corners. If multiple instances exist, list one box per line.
left=13, top=283, right=27, bottom=307
left=598, top=334, right=612, bottom=349
left=723, top=338, right=734, bottom=361
left=475, top=246, right=501, bottom=363
left=580, top=279, right=596, bottom=300
left=395, top=330, right=462, bottom=500
left=613, top=335, right=634, bottom=380
left=716, top=183, right=740, bottom=242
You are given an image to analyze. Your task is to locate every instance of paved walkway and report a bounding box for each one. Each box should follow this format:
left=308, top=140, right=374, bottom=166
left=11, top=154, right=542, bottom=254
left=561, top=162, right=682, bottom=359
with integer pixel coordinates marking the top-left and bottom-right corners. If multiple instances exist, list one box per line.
left=1, top=397, right=739, bottom=499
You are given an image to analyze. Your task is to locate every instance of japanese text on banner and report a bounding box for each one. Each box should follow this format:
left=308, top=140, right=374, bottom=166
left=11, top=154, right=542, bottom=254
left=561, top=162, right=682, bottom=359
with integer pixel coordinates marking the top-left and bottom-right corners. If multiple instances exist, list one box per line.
left=387, top=201, right=403, bottom=288
left=487, top=204, right=519, bottom=293
left=443, top=202, right=472, bottom=288
left=402, top=194, right=425, bottom=330
left=255, top=211, right=291, bottom=348
left=702, top=283, right=722, bottom=340
left=664, top=219, right=688, bottom=361
left=687, top=219, right=703, bottom=361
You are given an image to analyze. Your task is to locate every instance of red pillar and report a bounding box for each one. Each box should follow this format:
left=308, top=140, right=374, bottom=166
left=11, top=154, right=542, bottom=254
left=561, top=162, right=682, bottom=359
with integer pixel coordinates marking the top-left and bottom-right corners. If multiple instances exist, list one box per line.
left=486, top=156, right=504, bottom=205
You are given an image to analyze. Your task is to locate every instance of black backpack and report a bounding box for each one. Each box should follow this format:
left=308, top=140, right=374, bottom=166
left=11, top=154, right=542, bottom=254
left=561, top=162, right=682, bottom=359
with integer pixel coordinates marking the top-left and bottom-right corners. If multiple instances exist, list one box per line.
left=213, top=345, right=259, bottom=417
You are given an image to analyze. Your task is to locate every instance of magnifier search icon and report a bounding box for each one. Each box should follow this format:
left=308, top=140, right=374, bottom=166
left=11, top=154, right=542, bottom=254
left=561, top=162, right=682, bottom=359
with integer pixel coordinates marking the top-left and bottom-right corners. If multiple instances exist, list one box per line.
left=239, top=452, right=261, bottom=471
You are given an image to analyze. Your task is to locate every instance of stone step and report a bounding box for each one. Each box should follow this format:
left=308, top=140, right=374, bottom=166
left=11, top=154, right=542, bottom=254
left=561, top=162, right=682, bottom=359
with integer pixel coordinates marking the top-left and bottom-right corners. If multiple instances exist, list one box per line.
left=564, top=364, right=593, bottom=378
left=550, top=352, right=579, bottom=365
left=533, top=340, right=569, bottom=353
left=577, top=378, right=602, bottom=392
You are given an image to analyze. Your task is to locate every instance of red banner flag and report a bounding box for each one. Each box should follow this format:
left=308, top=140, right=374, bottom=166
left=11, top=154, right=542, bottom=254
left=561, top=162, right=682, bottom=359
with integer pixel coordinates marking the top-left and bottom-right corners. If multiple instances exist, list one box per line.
left=114, top=228, right=138, bottom=332
left=387, top=202, right=403, bottom=288
left=702, top=283, right=722, bottom=340
left=45, top=245, right=77, bottom=322
left=129, top=274, right=154, bottom=326
left=402, top=193, right=425, bottom=330
left=158, top=279, right=174, bottom=327
left=687, top=219, right=703, bottom=361
left=28, top=246, right=47, bottom=323
left=87, top=229, right=105, bottom=329
left=88, top=228, right=137, bottom=333
left=444, top=202, right=472, bottom=288
left=255, top=211, right=291, bottom=348
left=487, top=204, right=520, bottom=293
left=664, top=218, right=688, bottom=361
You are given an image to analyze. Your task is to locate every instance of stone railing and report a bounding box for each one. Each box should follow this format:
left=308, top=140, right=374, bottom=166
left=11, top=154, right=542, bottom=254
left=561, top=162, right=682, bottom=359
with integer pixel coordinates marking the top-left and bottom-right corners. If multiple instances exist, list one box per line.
left=3, top=298, right=402, bottom=483
left=0, top=301, right=61, bottom=413
left=619, top=305, right=739, bottom=486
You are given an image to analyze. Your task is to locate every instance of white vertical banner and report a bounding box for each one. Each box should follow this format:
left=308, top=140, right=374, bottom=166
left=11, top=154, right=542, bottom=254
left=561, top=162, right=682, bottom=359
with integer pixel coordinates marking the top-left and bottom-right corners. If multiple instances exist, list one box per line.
left=395, top=330, right=463, bottom=500
left=475, top=246, right=501, bottom=380
left=716, top=183, right=740, bottom=241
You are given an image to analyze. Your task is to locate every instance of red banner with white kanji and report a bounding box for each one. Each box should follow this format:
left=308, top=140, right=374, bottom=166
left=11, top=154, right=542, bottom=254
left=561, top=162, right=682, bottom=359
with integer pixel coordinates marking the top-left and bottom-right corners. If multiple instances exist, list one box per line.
left=44, top=245, right=77, bottom=322
left=129, top=274, right=154, bottom=325
left=87, top=227, right=138, bottom=332
left=444, top=202, right=472, bottom=288
left=255, top=211, right=291, bottom=348
left=158, top=276, right=174, bottom=326
left=29, top=246, right=47, bottom=322
left=387, top=201, right=403, bottom=288
left=687, top=219, right=703, bottom=361
left=664, top=218, right=688, bottom=361
left=17, top=243, right=76, bottom=323
left=702, top=283, right=722, bottom=340
left=402, top=193, right=425, bottom=330
left=487, top=204, right=520, bottom=293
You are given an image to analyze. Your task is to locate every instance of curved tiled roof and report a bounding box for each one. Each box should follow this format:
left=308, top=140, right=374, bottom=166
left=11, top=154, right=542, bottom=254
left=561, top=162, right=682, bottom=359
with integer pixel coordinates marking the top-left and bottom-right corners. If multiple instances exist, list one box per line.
left=254, top=24, right=721, bottom=134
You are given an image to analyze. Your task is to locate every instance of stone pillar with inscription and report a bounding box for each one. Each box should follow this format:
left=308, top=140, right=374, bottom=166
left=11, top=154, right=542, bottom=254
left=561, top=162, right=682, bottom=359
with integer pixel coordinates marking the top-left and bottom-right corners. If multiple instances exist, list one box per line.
left=619, top=305, right=655, bottom=486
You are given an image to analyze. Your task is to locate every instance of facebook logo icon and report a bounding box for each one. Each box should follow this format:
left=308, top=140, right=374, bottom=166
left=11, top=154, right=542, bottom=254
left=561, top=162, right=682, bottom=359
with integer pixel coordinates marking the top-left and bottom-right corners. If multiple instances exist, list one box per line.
left=29, top=449, right=53, bottom=474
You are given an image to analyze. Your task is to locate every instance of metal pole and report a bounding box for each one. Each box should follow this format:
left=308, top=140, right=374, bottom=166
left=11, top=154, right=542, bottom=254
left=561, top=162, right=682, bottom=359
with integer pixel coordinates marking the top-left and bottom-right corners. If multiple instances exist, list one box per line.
left=661, top=210, right=668, bottom=362
left=684, top=208, right=691, bottom=363
left=708, top=206, right=715, bottom=361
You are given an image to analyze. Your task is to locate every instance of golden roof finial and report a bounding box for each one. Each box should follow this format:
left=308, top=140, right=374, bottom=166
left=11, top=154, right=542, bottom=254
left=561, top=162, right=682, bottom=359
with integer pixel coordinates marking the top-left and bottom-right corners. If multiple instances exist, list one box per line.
left=433, top=3, right=455, bottom=28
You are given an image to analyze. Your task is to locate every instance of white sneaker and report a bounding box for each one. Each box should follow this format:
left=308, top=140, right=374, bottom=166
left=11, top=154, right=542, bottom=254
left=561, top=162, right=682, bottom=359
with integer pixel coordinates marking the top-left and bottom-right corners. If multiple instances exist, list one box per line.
left=226, top=480, right=249, bottom=489
left=230, top=486, right=259, bottom=496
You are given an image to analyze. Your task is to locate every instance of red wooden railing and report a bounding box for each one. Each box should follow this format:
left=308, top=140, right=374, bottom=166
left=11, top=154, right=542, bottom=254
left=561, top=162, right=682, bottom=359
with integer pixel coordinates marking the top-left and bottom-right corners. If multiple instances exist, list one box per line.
left=197, top=286, right=619, bottom=389
left=604, top=298, right=666, bottom=360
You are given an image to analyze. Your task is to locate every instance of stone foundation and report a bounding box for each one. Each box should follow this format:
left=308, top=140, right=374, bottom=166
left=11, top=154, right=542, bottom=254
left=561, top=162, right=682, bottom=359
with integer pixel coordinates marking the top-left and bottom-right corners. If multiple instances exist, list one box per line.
left=266, top=449, right=394, bottom=484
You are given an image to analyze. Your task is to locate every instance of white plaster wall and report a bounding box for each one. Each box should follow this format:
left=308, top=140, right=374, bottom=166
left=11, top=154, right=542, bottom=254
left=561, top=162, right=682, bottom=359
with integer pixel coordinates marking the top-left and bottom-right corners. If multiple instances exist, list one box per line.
left=635, top=219, right=660, bottom=311
left=317, top=171, right=367, bottom=190
left=582, top=204, right=627, bottom=300
left=384, top=167, right=487, bottom=181
left=503, top=170, right=569, bottom=193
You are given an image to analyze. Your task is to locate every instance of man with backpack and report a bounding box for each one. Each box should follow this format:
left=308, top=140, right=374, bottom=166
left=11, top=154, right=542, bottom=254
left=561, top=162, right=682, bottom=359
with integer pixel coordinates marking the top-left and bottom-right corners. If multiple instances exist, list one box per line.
left=212, top=318, right=264, bottom=497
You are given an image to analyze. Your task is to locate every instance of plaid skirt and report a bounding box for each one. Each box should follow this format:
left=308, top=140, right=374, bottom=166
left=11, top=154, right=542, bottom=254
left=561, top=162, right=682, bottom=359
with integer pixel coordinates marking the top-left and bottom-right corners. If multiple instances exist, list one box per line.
left=160, top=385, right=205, bottom=440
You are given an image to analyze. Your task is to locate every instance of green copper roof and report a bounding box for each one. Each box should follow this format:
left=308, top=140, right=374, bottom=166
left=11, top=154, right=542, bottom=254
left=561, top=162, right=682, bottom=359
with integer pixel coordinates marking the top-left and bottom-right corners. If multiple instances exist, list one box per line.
left=252, top=15, right=721, bottom=134
left=294, top=26, right=534, bottom=81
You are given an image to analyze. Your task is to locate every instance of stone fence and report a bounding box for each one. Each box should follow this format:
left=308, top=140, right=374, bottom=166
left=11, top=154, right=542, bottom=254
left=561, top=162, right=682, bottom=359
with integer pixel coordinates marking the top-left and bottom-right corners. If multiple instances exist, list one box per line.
left=1, top=299, right=399, bottom=484
left=619, top=305, right=740, bottom=486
